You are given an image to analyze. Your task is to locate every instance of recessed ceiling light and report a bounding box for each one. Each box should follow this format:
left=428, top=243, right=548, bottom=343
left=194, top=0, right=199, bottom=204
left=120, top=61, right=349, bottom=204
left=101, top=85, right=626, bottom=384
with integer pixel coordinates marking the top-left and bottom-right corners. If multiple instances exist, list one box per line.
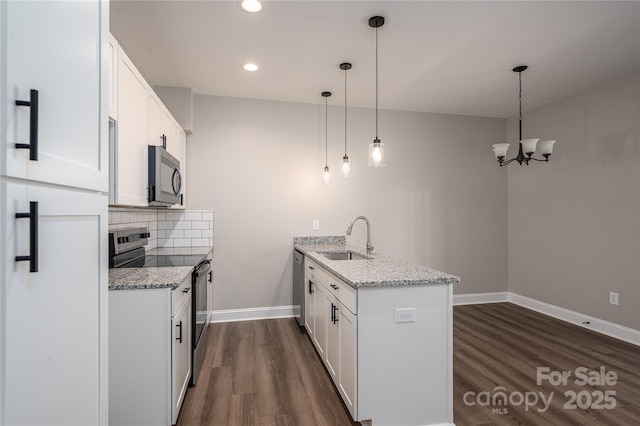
left=243, top=63, right=259, bottom=72
left=241, top=0, right=262, bottom=13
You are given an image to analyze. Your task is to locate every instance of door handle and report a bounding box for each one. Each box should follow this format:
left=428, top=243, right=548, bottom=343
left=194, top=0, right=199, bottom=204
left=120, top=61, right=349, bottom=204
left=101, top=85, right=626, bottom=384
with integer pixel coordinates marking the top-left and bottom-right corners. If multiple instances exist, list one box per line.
left=15, top=201, right=38, bottom=273
left=15, top=89, right=39, bottom=161
left=176, top=320, right=183, bottom=343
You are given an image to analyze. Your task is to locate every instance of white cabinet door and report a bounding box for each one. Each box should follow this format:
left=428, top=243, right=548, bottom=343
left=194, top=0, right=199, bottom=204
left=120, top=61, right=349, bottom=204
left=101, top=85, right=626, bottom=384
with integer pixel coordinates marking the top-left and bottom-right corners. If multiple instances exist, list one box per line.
left=116, top=48, right=148, bottom=206
left=325, top=293, right=339, bottom=381
left=339, top=305, right=357, bottom=419
left=172, top=294, right=192, bottom=424
left=313, top=281, right=327, bottom=357
left=304, top=274, right=315, bottom=337
left=171, top=122, right=186, bottom=209
left=161, top=107, right=173, bottom=152
left=108, top=33, right=119, bottom=121
left=2, top=0, right=108, bottom=192
left=1, top=181, right=107, bottom=425
left=148, top=90, right=163, bottom=147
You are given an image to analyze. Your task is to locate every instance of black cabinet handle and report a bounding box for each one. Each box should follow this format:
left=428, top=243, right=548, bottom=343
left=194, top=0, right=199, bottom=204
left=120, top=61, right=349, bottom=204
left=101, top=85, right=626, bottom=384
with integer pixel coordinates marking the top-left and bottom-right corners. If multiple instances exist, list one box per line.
left=182, top=287, right=190, bottom=294
left=15, top=201, right=38, bottom=273
left=208, top=270, right=212, bottom=283
left=15, top=89, right=39, bottom=161
left=332, top=304, right=339, bottom=324
left=330, top=284, right=339, bottom=290
left=308, top=280, right=314, bottom=295
left=162, top=134, right=167, bottom=149
left=176, top=321, right=183, bottom=343
left=308, top=266, right=315, bottom=270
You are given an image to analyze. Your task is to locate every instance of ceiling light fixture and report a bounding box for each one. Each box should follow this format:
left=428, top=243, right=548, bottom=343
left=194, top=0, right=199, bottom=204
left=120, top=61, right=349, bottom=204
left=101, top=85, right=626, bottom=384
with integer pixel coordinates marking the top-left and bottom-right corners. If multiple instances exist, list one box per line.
left=368, top=16, right=385, bottom=167
left=340, top=62, right=352, bottom=177
left=243, top=63, right=258, bottom=72
left=322, top=91, right=331, bottom=183
left=241, top=0, right=262, bottom=13
left=492, top=65, right=556, bottom=166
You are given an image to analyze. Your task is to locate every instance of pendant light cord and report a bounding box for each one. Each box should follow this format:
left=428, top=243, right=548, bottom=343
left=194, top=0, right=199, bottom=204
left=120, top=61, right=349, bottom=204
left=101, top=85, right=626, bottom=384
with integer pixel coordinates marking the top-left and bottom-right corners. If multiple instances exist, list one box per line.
left=325, top=95, right=328, bottom=166
left=344, top=67, right=348, bottom=156
left=375, top=26, right=379, bottom=140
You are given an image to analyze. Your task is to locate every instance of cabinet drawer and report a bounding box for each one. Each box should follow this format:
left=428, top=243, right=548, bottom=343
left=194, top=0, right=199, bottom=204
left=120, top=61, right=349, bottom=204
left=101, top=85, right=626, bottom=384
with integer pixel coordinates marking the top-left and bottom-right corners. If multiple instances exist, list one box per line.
left=172, top=275, right=192, bottom=315
left=325, top=277, right=356, bottom=314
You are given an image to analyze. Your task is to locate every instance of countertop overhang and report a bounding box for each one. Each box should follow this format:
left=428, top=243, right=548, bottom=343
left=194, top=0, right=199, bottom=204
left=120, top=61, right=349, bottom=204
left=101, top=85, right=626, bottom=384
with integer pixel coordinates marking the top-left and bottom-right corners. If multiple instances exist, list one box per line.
left=294, top=237, right=459, bottom=289
left=108, top=247, right=213, bottom=291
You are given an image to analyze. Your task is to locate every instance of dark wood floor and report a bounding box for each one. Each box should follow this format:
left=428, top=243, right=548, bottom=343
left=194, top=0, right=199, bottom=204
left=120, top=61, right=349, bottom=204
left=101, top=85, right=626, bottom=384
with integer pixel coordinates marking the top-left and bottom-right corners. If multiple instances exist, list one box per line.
left=178, top=303, right=640, bottom=425
left=454, top=303, right=640, bottom=425
left=177, top=318, right=360, bottom=426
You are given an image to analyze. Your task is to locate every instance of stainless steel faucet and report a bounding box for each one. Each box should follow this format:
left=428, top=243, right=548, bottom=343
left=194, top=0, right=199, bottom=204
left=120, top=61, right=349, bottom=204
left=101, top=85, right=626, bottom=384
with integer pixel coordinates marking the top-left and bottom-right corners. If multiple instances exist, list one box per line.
left=346, top=215, right=373, bottom=256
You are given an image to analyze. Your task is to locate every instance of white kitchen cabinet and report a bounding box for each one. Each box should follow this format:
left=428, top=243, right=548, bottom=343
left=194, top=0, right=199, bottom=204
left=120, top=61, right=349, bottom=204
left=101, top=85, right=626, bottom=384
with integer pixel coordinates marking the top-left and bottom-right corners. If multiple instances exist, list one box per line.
left=116, top=46, right=148, bottom=206
left=1, top=0, right=108, bottom=192
left=109, top=276, right=192, bottom=426
left=304, top=270, right=315, bottom=338
left=338, top=304, right=357, bottom=418
left=161, top=106, right=173, bottom=151
left=325, top=292, right=339, bottom=381
left=109, top=33, right=119, bottom=120
left=171, top=120, right=187, bottom=208
left=0, top=181, right=108, bottom=425
left=312, top=277, right=327, bottom=357
left=148, top=89, right=163, bottom=147
left=1, top=1, right=108, bottom=424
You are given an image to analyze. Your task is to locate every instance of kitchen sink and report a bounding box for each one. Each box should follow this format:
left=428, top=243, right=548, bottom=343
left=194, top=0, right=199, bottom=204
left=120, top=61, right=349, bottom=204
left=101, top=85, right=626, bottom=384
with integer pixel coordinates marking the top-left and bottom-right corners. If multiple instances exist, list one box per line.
left=318, top=251, right=369, bottom=261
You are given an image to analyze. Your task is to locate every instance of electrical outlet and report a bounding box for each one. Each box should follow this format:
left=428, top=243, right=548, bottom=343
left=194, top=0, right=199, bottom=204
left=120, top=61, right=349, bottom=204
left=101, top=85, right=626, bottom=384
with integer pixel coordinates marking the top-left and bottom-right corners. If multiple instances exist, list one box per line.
left=394, top=308, right=416, bottom=323
left=609, top=292, right=619, bottom=306
left=312, top=220, right=320, bottom=231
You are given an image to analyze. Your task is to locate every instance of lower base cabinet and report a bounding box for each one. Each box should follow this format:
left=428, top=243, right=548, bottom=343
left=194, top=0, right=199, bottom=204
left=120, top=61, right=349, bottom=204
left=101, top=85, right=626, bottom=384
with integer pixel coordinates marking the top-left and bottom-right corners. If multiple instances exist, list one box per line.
left=109, top=276, right=192, bottom=426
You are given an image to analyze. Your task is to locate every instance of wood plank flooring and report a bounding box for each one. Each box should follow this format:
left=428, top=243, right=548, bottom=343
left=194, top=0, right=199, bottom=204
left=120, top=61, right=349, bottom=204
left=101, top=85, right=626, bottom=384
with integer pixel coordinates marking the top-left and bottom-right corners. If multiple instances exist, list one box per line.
left=176, top=319, right=360, bottom=426
left=177, top=303, right=640, bottom=425
left=454, top=303, right=640, bottom=425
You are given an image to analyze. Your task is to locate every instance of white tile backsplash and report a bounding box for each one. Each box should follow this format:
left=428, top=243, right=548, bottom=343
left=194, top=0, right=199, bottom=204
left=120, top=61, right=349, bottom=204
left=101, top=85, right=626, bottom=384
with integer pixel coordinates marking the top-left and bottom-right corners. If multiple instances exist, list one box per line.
left=109, top=208, right=214, bottom=251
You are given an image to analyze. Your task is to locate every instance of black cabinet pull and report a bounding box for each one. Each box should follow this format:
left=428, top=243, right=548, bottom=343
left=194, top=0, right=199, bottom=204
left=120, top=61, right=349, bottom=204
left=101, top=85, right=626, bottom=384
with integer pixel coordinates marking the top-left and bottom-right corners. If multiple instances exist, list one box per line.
left=308, top=266, right=315, bottom=270
left=15, top=201, right=38, bottom=273
left=207, top=270, right=212, bottom=283
left=330, top=284, right=339, bottom=290
left=15, top=89, right=39, bottom=161
left=308, top=280, right=314, bottom=295
left=176, top=321, right=183, bottom=343
left=182, top=287, right=190, bottom=294
left=162, top=134, right=167, bottom=149
left=332, top=304, right=339, bottom=324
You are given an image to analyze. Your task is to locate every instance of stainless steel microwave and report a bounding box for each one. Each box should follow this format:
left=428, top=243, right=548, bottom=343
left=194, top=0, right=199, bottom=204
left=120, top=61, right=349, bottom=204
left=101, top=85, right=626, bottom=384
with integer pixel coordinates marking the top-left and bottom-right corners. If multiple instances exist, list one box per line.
left=148, top=145, right=182, bottom=207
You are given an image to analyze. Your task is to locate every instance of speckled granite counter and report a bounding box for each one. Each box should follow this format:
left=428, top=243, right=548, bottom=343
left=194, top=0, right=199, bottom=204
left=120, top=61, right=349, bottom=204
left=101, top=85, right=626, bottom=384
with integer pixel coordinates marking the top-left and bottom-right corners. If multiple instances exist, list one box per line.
left=294, top=236, right=459, bottom=288
left=109, top=247, right=213, bottom=291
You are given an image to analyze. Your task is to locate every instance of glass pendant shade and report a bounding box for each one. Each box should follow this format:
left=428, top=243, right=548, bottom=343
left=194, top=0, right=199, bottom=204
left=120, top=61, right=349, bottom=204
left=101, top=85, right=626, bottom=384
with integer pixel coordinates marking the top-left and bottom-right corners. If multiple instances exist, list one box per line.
left=538, top=140, right=556, bottom=155
left=323, top=166, right=330, bottom=183
left=368, top=138, right=385, bottom=167
left=520, top=138, right=539, bottom=156
left=341, top=155, right=351, bottom=177
left=492, top=143, right=510, bottom=160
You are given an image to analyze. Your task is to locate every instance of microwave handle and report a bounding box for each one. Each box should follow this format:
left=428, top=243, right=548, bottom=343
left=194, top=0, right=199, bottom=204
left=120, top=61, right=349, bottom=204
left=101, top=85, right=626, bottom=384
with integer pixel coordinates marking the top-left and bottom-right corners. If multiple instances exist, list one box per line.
left=171, top=168, right=182, bottom=196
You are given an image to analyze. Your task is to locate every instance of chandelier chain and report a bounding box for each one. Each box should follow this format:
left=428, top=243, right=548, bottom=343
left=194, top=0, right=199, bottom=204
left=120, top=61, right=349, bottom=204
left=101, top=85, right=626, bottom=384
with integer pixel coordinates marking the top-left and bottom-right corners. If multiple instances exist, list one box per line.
left=325, top=94, right=328, bottom=165
left=344, top=67, right=348, bottom=155
left=375, top=26, right=379, bottom=139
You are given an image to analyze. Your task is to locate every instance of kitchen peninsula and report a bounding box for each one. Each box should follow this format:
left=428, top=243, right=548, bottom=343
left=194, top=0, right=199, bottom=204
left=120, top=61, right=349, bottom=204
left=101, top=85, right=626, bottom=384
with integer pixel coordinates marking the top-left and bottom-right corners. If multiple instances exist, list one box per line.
left=294, top=236, right=459, bottom=426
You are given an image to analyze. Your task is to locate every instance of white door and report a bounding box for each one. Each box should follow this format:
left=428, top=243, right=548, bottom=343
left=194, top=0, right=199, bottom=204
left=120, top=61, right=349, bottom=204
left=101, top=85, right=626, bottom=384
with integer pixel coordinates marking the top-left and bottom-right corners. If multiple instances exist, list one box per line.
left=172, top=294, right=192, bottom=424
left=339, top=306, right=357, bottom=419
left=304, top=275, right=315, bottom=337
left=1, top=181, right=108, bottom=425
left=313, top=282, right=327, bottom=356
left=2, top=0, right=108, bottom=192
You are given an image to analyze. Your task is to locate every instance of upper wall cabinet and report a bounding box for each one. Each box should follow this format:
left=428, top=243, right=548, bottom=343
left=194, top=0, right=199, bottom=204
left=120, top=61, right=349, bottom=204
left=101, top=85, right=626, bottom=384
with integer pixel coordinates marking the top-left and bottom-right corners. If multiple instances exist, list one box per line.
left=111, top=35, right=187, bottom=208
left=116, top=47, right=149, bottom=207
left=2, top=0, right=108, bottom=192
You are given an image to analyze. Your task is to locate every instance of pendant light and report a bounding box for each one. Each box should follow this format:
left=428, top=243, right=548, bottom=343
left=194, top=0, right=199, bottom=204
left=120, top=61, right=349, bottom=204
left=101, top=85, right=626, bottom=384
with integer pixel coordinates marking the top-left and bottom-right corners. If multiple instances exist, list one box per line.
left=340, top=63, right=352, bottom=177
left=368, top=16, right=385, bottom=167
left=322, top=91, right=331, bottom=183
left=492, top=65, right=556, bottom=166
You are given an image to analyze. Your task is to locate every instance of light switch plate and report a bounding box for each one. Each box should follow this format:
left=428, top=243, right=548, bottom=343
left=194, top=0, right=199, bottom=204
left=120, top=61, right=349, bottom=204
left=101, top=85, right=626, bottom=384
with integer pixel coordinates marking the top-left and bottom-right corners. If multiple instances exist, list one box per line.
left=609, top=292, right=619, bottom=306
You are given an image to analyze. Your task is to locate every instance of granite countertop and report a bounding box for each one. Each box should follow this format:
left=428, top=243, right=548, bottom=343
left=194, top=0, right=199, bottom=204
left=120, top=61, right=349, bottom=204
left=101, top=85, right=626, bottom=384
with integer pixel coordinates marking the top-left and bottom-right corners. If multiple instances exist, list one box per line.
left=294, top=236, right=459, bottom=288
left=109, top=247, right=213, bottom=291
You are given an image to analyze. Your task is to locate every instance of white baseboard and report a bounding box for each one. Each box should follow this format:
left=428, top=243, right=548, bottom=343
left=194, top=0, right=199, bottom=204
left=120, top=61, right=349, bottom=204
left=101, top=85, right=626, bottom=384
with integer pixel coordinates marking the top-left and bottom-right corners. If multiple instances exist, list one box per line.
left=453, top=291, right=509, bottom=305
left=210, top=305, right=294, bottom=323
left=454, top=292, right=640, bottom=346
left=508, top=293, right=640, bottom=346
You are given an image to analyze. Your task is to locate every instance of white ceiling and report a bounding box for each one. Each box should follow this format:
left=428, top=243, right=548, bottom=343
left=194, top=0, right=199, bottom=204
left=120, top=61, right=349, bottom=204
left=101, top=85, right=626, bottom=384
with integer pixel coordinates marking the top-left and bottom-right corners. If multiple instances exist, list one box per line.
left=110, top=0, right=640, bottom=118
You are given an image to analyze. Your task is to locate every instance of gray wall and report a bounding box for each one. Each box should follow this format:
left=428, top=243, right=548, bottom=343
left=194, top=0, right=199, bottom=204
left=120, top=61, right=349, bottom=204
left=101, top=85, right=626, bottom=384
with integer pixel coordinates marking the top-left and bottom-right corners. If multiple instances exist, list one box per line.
left=508, top=72, right=640, bottom=329
left=186, top=95, right=507, bottom=311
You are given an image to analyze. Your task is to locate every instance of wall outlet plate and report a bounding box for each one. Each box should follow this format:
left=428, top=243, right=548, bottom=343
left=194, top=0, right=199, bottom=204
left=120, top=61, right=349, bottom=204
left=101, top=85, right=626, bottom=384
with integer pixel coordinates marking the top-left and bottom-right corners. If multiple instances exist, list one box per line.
left=312, top=220, right=320, bottom=231
left=609, top=291, right=619, bottom=306
left=394, top=308, right=416, bottom=323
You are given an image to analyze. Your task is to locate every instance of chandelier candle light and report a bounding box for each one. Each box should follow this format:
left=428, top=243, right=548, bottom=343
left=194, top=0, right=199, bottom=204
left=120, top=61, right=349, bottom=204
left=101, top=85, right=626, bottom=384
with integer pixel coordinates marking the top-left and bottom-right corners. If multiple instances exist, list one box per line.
left=492, top=65, right=556, bottom=166
left=368, top=16, right=385, bottom=167
left=340, top=63, right=352, bottom=177
left=322, top=91, right=331, bottom=183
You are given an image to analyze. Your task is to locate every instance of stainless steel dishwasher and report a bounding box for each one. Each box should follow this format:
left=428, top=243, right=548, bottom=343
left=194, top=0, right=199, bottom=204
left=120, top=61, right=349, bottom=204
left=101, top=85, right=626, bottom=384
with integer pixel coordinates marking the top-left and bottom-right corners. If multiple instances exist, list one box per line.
left=293, top=250, right=305, bottom=327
